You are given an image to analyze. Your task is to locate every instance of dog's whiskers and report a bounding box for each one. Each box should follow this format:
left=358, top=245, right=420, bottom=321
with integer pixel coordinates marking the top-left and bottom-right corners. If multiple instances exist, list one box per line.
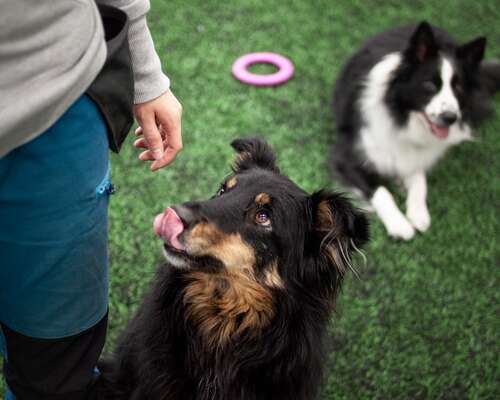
left=336, top=238, right=360, bottom=280
left=320, top=230, right=360, bottom=280
left=319, top=228, right=335, bottom=252
left=350, top=238, right=367, bottom=268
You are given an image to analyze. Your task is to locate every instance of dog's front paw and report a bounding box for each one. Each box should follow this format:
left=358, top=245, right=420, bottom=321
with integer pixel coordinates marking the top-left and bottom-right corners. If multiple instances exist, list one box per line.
left=407, top=206, right=431, bottom=233
left=386, top=218, right=415, bottom=241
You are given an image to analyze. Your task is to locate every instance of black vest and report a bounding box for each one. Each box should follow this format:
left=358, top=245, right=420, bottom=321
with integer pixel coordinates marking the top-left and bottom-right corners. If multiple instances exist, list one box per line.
left=87, top=5, right=134, bottom=153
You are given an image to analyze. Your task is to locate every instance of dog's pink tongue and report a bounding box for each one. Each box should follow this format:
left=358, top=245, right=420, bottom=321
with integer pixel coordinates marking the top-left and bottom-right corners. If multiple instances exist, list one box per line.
left=430, top=122, right=449, bottom=139
left=153, top=208, right=185, bottom=250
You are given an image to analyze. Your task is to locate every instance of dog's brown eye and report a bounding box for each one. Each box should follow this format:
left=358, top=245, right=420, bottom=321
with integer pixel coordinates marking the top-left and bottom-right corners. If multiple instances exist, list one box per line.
left=255, top=210, right=271, bottom=226
left=217, top=186, right=225, bottom=196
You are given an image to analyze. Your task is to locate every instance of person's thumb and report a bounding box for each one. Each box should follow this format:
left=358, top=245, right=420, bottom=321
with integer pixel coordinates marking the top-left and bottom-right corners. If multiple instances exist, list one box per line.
left=141, top=114, right=164, bottom=160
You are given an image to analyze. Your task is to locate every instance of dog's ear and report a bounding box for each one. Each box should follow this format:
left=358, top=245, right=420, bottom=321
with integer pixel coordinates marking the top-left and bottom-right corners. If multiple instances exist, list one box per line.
left=405, top=21, right=438, bottom=63
left=457, top=37, right=486, bottom=69
left=309, top=190, right=369, bottom=275
left=231, top=137, right=280, bottom=173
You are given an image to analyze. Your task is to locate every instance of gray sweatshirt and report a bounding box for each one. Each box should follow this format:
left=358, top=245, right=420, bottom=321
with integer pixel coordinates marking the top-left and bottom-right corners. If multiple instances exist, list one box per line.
left=0, top=0, right=170, bottom=157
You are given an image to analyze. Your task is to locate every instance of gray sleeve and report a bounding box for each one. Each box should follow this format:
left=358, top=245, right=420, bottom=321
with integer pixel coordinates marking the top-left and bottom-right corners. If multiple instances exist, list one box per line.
left=97, top=0, right=170, bottom=104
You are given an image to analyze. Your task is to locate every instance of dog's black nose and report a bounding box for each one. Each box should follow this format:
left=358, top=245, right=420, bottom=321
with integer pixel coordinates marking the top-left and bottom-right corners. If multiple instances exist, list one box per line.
left=440, top=111, right=458, bottom=126
left=172, top=204, right=198, bottom=229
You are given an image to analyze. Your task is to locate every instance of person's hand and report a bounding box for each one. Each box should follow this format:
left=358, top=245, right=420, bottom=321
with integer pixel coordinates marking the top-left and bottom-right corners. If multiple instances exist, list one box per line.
left=133, top=89, right=183, bottom=171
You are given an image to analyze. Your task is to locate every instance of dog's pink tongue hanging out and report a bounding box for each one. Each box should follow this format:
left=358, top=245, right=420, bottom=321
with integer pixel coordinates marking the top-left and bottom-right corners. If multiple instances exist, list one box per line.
left=153, top=208, right=185, bottom=250
left=424, top=114, right=450, bottom=139
left=429, top=123, right=449, bottom=139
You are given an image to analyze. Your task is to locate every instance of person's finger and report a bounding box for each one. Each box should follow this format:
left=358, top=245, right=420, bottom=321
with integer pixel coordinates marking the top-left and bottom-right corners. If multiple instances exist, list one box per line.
left=135, top=126, right=143, bottom=136
left=149, top=130, right=182, bottom=170
left=167, top=124, right=183, bottom=152
left=133, top=138, right=148, bottom=149
left=140, top=114, right=164, bottom=160
left=138, top=150, right=156, bottom=161
left=150, top=148, right=180, bottom=171
left=157, top=124, right=165, bottom=137
left=156, top=108, right=182, bottom=152
left=136, top=137, right=170, bottom=154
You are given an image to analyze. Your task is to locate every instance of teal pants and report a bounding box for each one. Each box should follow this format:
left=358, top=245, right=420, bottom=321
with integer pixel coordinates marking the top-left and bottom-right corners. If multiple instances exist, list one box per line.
left=0, top=95, right=112, bottom=399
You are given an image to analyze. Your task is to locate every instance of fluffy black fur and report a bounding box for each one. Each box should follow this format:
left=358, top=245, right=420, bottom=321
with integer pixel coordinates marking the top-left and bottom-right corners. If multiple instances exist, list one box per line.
left=97, top=138, right=369, bottom=400
left=331, top=21, right=500, bottom=198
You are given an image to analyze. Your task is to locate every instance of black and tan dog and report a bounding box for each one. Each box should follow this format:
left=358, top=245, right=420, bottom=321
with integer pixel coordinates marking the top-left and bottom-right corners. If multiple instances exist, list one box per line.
left=98, top=138, right=369, bottom=400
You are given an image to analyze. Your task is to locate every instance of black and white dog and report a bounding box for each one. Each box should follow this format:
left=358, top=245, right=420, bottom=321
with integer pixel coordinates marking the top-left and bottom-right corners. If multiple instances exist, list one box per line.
left=331, top=21, right=500, bottom=240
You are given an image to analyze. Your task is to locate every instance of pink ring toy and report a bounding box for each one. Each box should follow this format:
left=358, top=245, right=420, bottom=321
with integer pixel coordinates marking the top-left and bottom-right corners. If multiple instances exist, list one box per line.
left=232, top=52, right=294, bottom=86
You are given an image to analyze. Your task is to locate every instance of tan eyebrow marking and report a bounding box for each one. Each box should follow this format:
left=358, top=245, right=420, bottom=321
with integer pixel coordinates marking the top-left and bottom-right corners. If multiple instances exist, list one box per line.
left=255, top=193, right=271, bottom=205
left=226, top=176, right=237, bottom=189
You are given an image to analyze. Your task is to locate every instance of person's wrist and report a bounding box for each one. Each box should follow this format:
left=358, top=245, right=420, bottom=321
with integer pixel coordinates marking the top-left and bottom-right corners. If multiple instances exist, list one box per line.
left=133, top=73, right=171, bottom=105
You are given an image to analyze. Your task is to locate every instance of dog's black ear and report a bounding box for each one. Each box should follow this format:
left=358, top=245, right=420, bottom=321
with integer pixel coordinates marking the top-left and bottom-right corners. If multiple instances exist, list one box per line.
left=309, top=190, right=369, bottom=275
left=231, top=137, right=280, bottom=173
left=405, top=21, right=438, bottom=63
left=457, top=37, right=486, bottom=69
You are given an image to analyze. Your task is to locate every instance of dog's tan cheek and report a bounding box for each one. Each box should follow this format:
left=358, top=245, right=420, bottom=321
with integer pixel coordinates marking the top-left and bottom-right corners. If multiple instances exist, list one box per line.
left=185, top=223, right=224, bottom=254
left=209, top=235, right=256, bottom=272
left=185, top=223, right=256, bottom=272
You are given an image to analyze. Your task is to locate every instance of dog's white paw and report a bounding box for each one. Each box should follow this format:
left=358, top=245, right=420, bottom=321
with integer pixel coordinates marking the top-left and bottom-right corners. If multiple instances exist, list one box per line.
left=407, top=206, right=431, bottom=232
left=386, top=217, right=415, bottom=241
left=371, top=186, right=416, bottom=241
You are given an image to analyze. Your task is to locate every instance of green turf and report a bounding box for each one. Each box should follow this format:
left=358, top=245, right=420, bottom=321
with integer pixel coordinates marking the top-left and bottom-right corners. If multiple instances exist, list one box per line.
left=2, top=0, right=499, bottom=398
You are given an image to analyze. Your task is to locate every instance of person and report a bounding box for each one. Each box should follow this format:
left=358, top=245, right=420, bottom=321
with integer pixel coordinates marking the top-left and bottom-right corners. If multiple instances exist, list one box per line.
left=0, top=1, right=182, bottom=399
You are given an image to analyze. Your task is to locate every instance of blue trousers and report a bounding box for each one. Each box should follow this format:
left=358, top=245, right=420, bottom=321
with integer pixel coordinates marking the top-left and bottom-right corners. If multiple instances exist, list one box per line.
left=0, top=95, right=112, bottom=399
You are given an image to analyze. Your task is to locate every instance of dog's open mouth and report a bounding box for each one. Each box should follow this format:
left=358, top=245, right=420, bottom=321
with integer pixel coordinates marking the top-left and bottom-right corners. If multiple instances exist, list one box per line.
left=422, top=113, right=450, bottom=139
left=154, top=207, right=186, bottom=252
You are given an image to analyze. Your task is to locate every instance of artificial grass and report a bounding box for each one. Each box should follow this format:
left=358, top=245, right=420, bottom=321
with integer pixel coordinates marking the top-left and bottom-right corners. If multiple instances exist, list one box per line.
left=2, top=0, right=499, bottom=398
